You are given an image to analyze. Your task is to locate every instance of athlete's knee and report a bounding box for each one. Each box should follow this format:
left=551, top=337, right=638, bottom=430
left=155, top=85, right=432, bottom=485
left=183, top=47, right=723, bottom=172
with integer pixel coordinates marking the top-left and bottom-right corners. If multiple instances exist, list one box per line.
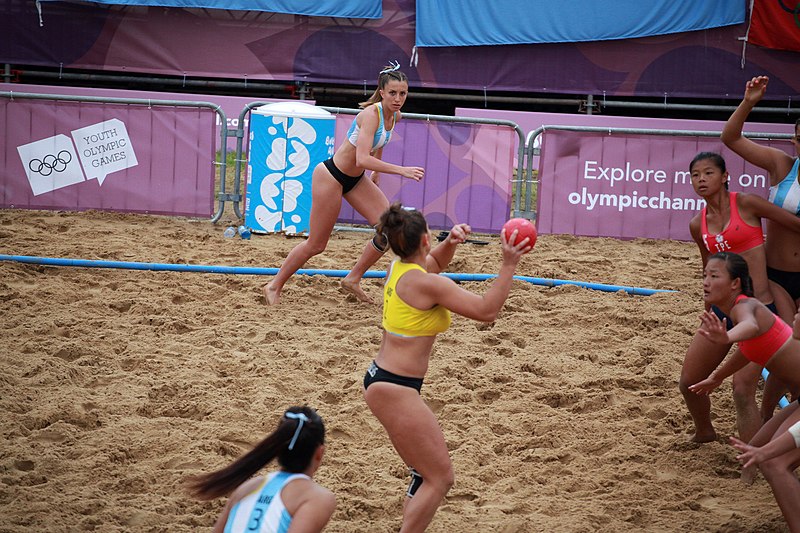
left=371, top=231, right=388, bottom=253
left=304, top=240, right=328, bottom=256
left=678, top=374, right=699, bottom=396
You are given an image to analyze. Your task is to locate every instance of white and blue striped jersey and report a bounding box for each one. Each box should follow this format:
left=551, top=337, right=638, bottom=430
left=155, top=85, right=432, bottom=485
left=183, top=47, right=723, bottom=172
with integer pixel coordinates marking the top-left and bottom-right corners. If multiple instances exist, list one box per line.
left=768, top=158, right=800, bottom=215
left=223, top=471, right=309, bottom=533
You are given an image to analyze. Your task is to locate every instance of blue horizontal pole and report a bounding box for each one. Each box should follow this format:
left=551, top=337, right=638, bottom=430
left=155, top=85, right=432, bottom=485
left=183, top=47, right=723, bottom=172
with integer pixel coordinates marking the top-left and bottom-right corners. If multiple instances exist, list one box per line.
left=0, top=254, right=674, bottom=296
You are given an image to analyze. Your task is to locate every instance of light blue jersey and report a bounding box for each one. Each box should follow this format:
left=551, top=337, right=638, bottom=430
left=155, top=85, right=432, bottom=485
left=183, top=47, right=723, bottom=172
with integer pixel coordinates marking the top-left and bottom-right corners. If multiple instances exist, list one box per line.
left=768, top=158, right=800, bottom=215
left=346, top=102, right=396, bottom=152
left=224, top=471, right=309, bottom=533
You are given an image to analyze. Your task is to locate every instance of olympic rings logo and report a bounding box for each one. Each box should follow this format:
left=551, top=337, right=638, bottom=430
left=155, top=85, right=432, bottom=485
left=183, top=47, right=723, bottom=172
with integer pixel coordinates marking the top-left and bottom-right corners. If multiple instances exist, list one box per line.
left=28, top=151, right=73, bottom=176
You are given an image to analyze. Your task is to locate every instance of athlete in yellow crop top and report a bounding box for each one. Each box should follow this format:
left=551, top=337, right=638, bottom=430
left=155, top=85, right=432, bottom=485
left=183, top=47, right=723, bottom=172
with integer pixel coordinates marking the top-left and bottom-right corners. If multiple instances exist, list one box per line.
left=382, top=260, right=451, bottom=337
left=362, top=203, right=533, bottom=533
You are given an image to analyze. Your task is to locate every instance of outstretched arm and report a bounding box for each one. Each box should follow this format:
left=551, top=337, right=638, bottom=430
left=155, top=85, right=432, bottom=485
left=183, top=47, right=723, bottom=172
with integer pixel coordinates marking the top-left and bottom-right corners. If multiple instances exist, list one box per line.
left=720, top=76, right=794, bottom=180
left=423, top=228, right=531, bottom=322
left=730, top=419, right=800, bottom=468
left=689, top=349, right=751, bottom=396
left=355, top=107, right=423, bottom=180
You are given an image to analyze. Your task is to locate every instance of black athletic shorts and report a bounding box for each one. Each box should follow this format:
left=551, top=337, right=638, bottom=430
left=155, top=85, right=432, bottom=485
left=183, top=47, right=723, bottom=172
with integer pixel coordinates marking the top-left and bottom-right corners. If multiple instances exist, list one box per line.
left=363, top=360, right=423, bottom=393
left=323, top=157, right=363, bottom=194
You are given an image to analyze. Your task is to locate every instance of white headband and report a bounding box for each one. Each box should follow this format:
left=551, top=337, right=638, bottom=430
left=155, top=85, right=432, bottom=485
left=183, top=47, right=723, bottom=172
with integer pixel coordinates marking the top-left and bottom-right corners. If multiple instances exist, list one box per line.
left=380, top=60, right=401, bottom=75
left=284, top=412, right=310, bottom=450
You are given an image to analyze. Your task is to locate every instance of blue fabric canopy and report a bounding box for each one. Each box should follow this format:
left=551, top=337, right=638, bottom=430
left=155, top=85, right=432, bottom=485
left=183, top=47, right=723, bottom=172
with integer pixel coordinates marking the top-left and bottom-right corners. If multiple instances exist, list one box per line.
left=76, top=0, right=382, bottom=18
left=416, top=0, right=745, bottom=47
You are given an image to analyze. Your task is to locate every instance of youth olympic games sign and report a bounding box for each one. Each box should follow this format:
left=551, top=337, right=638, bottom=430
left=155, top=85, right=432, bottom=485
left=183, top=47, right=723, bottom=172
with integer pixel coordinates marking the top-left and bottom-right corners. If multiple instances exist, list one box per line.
left=536, top=129, right=791, bottom=241
left=17, top=119, right=138, bottom=195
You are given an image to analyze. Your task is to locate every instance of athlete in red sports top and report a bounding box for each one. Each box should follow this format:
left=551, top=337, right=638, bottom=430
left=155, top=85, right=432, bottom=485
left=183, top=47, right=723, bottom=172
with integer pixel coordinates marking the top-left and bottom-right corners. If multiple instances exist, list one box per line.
left=679, top=152, right=800, bottom=444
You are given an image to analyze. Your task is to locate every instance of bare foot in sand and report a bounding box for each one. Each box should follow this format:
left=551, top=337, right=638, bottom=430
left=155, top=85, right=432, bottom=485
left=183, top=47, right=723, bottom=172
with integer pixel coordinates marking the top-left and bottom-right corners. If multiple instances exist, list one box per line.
left=691, top=431, right=717, bottom=444
left=340, top=278, right=374, bottom=304
left=263, top=283, right=280, bottom=306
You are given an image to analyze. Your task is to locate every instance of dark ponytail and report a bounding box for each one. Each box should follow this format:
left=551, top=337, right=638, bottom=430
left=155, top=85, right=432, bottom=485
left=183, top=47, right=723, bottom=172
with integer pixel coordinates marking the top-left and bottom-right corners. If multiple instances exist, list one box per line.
left=708, top=252, right=754, bottom=297
left=376, top=202, right=428, bottom=259
left=359, top=62, right=409, bottom=108
left=188, top=406, right=325, bottom=500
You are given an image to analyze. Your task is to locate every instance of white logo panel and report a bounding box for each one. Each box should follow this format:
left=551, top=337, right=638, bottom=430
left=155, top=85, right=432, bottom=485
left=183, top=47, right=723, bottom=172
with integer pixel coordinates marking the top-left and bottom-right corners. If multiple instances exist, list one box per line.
left=16, top=134, right=85, bottom=196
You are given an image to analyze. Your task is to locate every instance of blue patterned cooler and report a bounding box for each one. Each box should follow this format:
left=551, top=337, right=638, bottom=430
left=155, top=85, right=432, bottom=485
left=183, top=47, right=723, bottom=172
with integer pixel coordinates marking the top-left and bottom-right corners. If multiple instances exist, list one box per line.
left=245, top=102, right=335, bottom=234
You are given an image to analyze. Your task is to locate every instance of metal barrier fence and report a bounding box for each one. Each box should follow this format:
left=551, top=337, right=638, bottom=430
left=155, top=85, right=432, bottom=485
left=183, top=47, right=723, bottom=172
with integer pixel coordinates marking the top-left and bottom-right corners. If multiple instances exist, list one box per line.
left=0, top=91, right=228, bottom=221
left=523, top=125, right=795, bottom=240
left=229, top=103, right=526, bottom=233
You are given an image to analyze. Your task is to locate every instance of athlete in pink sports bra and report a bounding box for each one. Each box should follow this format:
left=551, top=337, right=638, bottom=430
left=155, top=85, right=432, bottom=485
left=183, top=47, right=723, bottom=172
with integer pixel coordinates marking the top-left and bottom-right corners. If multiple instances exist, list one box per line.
left=700, top=191, right=764, bottom=255
left=689, top=252, right=797, bottom=386
left=680, top=152, right=800, bottom=444
left=733, top=295, right=792, bottom=366
left=689, top=252, right=800, bottom=532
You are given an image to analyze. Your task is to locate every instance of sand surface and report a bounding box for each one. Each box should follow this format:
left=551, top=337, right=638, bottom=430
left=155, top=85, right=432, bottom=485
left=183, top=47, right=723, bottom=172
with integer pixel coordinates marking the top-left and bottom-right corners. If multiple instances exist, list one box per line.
left=0, top=209, right=790, bottom=532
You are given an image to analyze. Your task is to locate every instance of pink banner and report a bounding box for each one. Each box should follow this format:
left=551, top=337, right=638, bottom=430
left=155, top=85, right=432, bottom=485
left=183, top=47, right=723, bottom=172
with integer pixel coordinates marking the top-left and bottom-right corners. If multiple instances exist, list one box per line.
left=536, top=129, right=794, bottom=241
left=1, top=98, right=217, bottom=217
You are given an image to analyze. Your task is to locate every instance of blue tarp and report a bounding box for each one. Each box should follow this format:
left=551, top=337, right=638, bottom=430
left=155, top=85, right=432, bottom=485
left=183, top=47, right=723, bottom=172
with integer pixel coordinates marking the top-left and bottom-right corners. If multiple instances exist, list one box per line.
left=416, top=0, right=745, bottom=47
left=76, top=0, right=382, bottom=18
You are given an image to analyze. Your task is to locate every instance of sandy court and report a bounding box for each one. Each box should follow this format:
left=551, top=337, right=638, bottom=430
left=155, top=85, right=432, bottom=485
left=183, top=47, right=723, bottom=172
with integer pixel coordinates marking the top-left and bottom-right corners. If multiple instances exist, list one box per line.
left=0, top=208, right=790, bottom=532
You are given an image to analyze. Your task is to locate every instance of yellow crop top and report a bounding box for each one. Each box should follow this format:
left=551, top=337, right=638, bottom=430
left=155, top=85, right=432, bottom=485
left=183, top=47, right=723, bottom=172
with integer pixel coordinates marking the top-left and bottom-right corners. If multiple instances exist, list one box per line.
left=382, top=260, right=451, bottom=337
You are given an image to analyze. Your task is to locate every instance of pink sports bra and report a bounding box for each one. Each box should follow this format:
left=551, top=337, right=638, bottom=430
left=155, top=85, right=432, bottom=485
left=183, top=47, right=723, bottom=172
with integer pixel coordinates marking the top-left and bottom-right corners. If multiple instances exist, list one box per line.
left=734, top=295, right=791, bottom=366
left=701, top=192, right=764, bottom=254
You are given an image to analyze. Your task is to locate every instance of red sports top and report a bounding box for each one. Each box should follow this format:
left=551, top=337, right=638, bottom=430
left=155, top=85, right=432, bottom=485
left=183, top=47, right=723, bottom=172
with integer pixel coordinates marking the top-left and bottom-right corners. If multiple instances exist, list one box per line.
left=734, top=295, right=791, bottom=366
left=701, top=192, right=764, bottom=254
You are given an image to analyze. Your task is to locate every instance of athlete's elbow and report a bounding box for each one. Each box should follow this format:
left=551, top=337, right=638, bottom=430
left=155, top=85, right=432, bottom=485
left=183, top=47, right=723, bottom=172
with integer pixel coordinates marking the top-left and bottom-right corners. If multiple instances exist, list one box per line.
left=355, top=153, right=370, bottom=168
left=720, top=131, right=739, bottom=146
left=475, top=307, right=500, bottom=322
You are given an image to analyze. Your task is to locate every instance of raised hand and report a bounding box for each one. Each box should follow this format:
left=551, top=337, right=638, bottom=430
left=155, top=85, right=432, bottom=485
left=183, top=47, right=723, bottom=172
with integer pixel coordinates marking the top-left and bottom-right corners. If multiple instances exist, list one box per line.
left=743, top=76, right=769, bottom=105
left=698, top=310, right=730, bottom=344
left=446, top=223, right=472, bottom=245
left=500, top=228, right=532, bottom=265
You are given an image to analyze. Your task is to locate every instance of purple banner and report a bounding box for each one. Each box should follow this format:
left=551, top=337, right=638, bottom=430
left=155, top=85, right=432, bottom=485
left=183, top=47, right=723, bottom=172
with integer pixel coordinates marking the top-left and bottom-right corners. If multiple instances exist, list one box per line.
left=1, top=98, right=217, bottom=217
left=537, top=129, right=794, bottom=241
left=325, top=115, right=516, bottom=233
left=2, top=0, right=799, bottom=100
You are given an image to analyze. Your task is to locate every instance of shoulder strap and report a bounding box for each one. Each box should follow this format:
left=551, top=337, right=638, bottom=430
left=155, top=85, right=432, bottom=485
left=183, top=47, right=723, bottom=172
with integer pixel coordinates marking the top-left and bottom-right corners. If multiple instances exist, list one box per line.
left=729, top=191, right=741, bottom=221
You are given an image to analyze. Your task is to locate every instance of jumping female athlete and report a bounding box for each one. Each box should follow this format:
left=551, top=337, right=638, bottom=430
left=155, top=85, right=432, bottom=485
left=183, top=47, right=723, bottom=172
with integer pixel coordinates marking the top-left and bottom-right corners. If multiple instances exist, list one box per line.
left=264, top=62, right=424, bottom=305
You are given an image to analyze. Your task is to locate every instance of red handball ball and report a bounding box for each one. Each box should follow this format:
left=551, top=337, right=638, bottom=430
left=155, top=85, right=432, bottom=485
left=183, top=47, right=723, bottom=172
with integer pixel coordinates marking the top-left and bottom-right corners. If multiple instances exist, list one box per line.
left=502, top=218, right=537, bottom=251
